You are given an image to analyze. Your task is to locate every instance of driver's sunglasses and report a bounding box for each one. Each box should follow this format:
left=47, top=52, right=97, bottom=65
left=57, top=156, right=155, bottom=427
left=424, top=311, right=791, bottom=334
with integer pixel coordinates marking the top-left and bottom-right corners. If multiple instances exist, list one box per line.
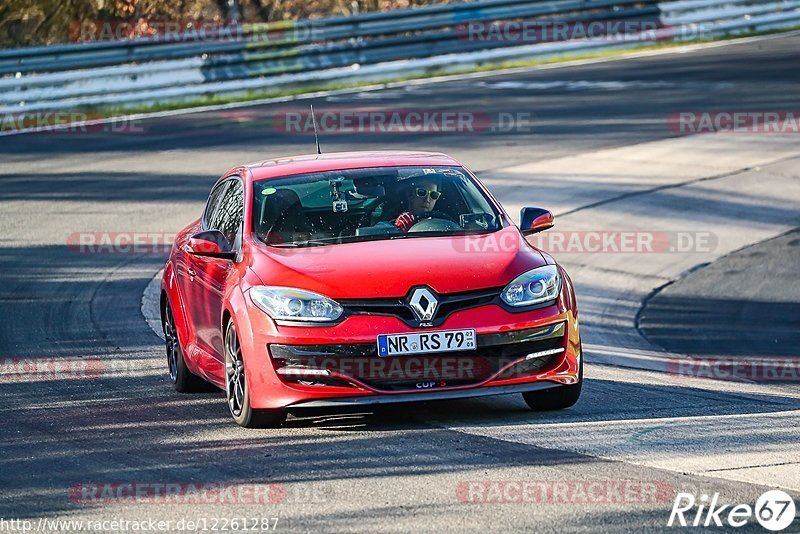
left=415, top=188, right=441, bottom=200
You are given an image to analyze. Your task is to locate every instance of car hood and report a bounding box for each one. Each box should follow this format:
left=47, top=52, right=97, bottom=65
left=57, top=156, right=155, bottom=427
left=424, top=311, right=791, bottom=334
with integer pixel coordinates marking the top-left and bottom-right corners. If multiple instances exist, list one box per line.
left=249, top=226, right=546, bottom=298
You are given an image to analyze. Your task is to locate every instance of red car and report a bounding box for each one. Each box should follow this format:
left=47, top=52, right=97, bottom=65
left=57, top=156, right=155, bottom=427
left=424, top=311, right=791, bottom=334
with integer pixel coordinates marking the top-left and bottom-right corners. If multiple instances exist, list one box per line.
left=161, top=151, right=582, bottom=427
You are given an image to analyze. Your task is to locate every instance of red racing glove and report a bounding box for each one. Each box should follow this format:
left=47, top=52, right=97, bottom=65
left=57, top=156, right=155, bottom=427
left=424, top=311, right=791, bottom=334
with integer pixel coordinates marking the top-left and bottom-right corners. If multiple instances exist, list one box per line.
left=394, top=212, right=417, bottom=232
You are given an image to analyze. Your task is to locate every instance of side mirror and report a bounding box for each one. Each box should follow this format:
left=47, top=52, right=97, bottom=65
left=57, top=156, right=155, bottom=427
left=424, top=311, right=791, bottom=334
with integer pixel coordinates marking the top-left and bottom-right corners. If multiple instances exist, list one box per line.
left=186, top=230, right=236, bottom=260
left=520, top=207, right=554, bottom=236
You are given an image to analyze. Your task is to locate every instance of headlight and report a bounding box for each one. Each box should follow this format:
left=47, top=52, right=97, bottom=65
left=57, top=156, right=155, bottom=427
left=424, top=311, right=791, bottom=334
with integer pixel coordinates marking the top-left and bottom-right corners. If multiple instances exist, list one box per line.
left=500, top=265, right=561, bottom=307
left=250, top=286, right=344, bottom=323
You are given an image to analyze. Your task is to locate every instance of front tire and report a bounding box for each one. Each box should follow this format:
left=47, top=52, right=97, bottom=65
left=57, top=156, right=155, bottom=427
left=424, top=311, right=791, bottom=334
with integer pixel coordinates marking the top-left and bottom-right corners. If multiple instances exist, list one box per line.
left=224, top=319, right=286, bottom=428
left=164, top=301, right=210, bottom=393
left=522, top=345, right=583, bottom=411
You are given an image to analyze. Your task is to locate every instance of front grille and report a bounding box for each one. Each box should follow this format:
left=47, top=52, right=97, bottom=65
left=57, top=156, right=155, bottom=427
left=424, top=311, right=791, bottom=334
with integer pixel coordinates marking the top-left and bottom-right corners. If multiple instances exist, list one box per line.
left=270, top=322, right=565, bottom=391
left=340, top=287, right=500, bottom=327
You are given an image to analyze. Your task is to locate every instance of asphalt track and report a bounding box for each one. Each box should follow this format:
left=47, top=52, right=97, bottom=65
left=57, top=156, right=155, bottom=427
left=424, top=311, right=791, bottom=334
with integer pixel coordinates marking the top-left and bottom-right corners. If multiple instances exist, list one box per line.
left=1, top=33, right=799, bottom=532
left=639, top=228, right=800, bottom=359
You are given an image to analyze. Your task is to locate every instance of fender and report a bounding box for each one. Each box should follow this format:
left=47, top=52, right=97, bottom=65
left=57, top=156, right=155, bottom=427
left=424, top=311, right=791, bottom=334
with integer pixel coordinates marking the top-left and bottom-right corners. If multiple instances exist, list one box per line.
left=224, top=285, right=263, bottom=397
left=559, top=265, right=578, bottom=319
left=225, top=280, right=293, bottom=410
left=161, top=261, right=195, bottom=365
left=223, top=265, right=266, bottom=365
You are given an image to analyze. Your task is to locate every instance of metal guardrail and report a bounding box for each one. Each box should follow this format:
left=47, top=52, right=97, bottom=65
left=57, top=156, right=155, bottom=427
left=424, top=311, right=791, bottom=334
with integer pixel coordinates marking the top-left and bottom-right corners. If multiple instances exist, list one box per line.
left=1, top=0, right=799, bottom=113
left=0, top=0, right=661, bottom=75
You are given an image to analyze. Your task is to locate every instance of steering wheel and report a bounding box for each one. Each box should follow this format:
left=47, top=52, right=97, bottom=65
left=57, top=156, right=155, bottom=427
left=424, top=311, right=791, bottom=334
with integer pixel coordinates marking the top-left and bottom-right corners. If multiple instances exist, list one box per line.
left=414, top=210, right=458, bottom=224
left=408, top=210, right=461, bottom=233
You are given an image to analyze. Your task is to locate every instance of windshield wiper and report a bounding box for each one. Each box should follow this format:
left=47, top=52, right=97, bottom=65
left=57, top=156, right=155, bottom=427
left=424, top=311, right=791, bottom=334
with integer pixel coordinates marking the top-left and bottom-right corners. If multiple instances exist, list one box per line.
left=271, top=229, right=495, bottom=247
left=390, top=230, right=464, bottom=239
left=270, top=239, right=332, bottom=248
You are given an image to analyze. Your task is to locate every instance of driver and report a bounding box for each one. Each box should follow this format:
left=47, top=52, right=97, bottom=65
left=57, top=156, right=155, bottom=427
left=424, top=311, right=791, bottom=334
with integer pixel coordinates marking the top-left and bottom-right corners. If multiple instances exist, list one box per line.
left=392, top=178, right=442, bottom=232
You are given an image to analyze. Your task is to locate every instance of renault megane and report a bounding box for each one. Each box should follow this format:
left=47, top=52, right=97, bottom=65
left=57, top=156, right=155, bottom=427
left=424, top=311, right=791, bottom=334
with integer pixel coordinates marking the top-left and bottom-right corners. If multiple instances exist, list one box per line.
left=161, top=151, right=582, bottom=427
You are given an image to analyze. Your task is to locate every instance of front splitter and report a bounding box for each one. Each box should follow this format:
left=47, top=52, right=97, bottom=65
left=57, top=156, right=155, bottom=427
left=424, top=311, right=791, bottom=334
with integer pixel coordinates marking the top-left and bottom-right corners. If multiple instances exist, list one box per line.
left=288, top=380, right=562, bottom=409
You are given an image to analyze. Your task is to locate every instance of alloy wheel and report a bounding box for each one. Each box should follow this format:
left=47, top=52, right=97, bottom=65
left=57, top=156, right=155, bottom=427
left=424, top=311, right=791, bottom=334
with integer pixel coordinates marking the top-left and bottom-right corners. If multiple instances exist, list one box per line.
left=225, top=325, right=246, bottom=417
left=164, top=305, right=179, bottom=382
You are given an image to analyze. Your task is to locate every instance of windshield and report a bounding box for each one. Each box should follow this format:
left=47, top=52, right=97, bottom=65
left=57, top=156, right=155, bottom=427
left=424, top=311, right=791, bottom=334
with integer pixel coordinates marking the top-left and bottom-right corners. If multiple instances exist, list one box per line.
left=252, top=166, right=502, bottom=247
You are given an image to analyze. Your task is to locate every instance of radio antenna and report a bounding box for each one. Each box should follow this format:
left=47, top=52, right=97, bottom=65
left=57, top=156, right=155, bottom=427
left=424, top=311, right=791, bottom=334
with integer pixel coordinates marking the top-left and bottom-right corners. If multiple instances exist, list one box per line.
left=310, top=104, right=322, bottom=155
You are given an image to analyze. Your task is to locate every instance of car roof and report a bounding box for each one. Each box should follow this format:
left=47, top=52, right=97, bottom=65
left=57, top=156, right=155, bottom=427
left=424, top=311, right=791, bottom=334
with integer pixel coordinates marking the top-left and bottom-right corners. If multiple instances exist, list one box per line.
left=244, top=151, right=463, bottom=181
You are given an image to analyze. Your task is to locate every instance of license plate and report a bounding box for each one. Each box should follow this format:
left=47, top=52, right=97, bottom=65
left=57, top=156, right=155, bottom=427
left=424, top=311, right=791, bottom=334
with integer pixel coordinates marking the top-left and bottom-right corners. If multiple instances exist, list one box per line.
left=377, top=329, right=476, bottom=357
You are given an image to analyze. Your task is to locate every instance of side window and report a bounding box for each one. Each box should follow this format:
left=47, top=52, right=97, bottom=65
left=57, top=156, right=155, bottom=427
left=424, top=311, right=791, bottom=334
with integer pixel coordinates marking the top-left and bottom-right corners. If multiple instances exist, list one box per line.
left=207, top=179, right=244, bottom=247
left=203, top=181, right=229, bottom=230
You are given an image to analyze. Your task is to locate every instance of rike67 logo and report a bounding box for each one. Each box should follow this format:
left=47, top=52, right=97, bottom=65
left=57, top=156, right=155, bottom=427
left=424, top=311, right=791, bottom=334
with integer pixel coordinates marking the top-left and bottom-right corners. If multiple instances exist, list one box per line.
left=669, top=490, right=796, bottom=531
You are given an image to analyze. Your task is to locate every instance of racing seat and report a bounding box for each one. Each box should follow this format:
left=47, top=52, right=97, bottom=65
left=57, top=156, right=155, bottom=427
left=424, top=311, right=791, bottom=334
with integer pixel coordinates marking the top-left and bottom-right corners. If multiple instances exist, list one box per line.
left=258, top=189, right=311, bottom=245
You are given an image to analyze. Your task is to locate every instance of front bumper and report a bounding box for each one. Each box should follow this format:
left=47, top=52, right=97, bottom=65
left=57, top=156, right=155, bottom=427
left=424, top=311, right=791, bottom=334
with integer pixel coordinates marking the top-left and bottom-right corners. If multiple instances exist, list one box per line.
left=271, top=321, right=566, bottom=391
left=237, top=296, right=581, bottom=410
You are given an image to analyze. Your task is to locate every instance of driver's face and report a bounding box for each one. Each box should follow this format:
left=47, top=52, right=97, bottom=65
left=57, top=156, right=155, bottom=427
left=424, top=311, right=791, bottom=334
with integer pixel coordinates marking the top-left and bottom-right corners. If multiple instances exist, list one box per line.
left=407, top=181, right=439, bottom=214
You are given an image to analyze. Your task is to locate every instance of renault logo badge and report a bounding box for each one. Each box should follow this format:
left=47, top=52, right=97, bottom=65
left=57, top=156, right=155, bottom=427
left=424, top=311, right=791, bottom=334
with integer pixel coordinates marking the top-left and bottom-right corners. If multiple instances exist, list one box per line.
left=408, top=287, right=439, bottom=322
